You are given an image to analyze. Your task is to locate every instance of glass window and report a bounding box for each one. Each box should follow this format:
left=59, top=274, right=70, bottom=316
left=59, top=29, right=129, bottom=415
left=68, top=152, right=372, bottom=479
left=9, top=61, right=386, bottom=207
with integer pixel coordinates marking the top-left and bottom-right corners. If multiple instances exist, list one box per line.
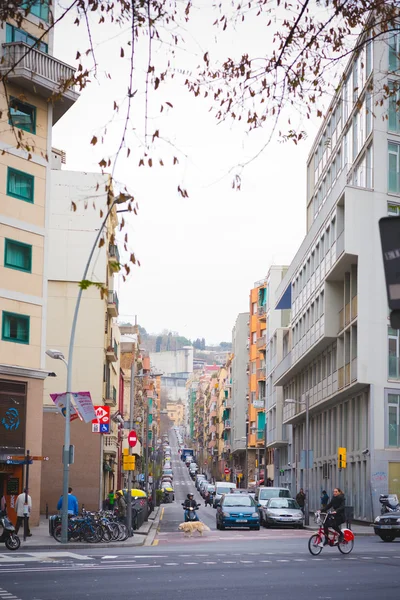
left=389, top=327, right=400, bottom=379
left=332, top=347, right=337, bottom=372
left=321, top=234, right=325, bottom=258
left=7, top=167, right=34, bottom=203
left=388, top=82, right=400, bottom=133
left=388, top=142, right=400, bottom=194
left=4, top=239, right=32, bottom=273
left=6, top=23, right=48, bottom=53
left=327, top=352, right=332, bottom=376
left=353, top=114, right=358, bottom=159
left=366, top=92, right=372, bottom=136
left=389, top=33, right=400, bottom=72
left=22, top=0, right=49, bottom=21
left=331, top=217, right=336, bottom=245
left=9, top=97, right=36, bottom=134
left=366, top=144, right=373, bottom=188
left=388, top=394, right=400, bottom=447
left=366, top=38, right=373, bottom=76
left=1, top=312, right=30, bottom=344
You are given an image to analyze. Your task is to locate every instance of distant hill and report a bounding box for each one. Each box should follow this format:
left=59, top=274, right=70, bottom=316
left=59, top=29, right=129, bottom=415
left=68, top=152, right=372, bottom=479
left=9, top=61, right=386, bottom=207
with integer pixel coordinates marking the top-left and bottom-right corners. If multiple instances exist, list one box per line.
left=135, top=326, right=232, bottom=354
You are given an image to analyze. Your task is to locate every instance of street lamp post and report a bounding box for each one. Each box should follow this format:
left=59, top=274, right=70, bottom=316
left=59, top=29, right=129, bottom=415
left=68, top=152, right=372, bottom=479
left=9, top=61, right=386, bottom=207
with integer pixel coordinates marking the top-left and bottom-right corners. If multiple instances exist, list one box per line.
left=285, top=395, right=310, bottom=526
left=47, top=196, right=126, bottom=544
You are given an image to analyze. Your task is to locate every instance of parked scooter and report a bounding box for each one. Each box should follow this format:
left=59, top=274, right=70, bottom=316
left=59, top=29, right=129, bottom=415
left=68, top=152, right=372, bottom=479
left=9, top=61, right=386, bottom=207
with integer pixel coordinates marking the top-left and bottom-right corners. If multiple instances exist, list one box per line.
left=0, top=513, right=20, bottom=551
left=182, top=504, right=200, bottom=522
left=379, top=494, right=400, bottom=514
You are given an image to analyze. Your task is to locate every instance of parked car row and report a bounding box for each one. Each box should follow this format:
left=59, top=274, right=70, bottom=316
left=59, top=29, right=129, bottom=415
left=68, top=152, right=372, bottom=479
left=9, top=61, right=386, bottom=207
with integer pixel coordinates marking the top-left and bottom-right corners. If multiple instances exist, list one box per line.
left=160, top=436, right=174, bottom=502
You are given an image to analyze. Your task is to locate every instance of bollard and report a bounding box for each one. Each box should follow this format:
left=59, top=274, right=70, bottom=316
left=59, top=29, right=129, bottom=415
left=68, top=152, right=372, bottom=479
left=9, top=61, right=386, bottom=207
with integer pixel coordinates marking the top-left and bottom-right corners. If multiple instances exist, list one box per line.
left=46, top=503, right=49, bottom=519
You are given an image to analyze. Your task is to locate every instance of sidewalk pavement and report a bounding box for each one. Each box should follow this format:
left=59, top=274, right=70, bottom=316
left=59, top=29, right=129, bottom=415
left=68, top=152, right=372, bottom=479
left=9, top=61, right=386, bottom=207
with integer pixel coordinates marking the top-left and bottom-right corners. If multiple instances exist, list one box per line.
left=19, top=508, right=161, bottom=551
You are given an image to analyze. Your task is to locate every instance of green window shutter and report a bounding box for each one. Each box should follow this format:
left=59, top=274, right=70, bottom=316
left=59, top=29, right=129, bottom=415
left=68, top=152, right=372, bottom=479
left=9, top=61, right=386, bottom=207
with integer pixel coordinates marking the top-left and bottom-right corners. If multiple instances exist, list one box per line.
left=2, top=312, right=30, bottom=344
left=4, top=239, right=32, bottom=272
left=9, top=97, right=36, bottom=134
left=7, top=168, right=34, bottom=203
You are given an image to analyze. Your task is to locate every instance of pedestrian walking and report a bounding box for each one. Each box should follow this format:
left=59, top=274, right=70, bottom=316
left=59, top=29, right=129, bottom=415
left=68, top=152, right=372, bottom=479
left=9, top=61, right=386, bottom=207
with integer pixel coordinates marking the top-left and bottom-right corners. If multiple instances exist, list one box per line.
left=15, top=489, right=32, bottom=536
left=57, top=487, right=79, bottom=515
left=320, top=489, right=329, bottom=510
left=115, top=490, right=127, bottom=522
left=296, top=488, right=306, bottom=512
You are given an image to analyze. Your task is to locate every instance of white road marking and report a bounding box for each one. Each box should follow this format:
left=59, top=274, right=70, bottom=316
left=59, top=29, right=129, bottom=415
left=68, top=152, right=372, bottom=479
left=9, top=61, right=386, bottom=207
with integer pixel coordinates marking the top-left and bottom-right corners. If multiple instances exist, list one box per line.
left=101, top=555, right=118, bottom=559
left=260, top=560, right=272, bottom=563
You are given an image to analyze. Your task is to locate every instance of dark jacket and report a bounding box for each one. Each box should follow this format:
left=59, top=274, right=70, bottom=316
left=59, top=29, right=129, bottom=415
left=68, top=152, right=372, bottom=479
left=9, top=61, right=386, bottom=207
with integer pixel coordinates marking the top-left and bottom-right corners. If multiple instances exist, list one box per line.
left=321, top=492, right=329, bottom=507
left=115, top=495, right=127, bottom=518
left=325, top=493, right=345, bottom=522
left=183, top=498, right=198, bottom=510
left=296, top=492, right=306, bottom=507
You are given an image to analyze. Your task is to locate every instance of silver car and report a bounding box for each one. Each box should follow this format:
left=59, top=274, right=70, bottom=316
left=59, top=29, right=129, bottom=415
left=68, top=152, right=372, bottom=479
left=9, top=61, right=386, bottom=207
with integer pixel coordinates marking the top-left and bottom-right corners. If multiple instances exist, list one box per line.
left=260, top=497, right=304, bottom=528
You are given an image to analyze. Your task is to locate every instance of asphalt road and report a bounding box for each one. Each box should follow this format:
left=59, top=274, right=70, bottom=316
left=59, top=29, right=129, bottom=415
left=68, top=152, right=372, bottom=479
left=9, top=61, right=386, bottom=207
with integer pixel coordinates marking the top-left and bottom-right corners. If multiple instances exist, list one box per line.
left=3, top=429, right=400, bottom=600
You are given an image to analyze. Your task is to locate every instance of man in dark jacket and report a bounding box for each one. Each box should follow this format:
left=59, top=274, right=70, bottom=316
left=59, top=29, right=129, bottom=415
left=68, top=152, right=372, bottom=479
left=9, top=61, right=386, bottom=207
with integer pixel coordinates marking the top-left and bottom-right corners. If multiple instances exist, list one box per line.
left=321, top=488, right=346, bottom=546
left=296, top=488, right=306, bottom=512
left=183, top=493, right=199, bottom=521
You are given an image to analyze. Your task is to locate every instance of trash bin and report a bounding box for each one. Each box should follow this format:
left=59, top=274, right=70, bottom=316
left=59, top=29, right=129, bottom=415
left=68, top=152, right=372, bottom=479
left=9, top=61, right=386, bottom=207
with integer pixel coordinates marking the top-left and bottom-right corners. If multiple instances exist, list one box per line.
left=131, top=498, right=147, bottom=530
left=49, top=515, right=60, bottom=536
left=344, top=506, right=354, bottom=529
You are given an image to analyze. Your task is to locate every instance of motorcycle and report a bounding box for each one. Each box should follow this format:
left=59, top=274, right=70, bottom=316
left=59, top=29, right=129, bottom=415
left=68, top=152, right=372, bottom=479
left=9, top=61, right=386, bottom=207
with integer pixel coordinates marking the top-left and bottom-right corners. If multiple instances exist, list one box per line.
left=0, top=513, right=20, bottom=551
left=182, top=503, right=200, bottom=522
left=379, top=494, right=400, bottom=514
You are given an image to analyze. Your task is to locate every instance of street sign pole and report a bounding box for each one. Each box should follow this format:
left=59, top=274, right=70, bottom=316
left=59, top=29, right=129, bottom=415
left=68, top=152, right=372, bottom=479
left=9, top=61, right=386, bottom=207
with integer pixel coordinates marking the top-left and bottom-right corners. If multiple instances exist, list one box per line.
left=24, top=450, right=30, bottom=542
left=127, top=356, right=135, bottom=536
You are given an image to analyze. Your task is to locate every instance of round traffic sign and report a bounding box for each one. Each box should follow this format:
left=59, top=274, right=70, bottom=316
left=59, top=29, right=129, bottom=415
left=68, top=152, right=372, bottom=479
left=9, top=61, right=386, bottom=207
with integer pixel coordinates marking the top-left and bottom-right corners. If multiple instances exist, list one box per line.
left=128, top=430, right=138, bottom=448
left=224, top=467, right=230, bottom=474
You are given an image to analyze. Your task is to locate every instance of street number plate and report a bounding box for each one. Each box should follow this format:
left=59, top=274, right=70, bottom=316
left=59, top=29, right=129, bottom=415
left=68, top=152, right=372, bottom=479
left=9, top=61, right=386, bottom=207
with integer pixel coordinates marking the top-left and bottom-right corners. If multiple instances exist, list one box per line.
left=379, top=525, right=393, bottom=529
left=236, top=519, right=247, bottom=523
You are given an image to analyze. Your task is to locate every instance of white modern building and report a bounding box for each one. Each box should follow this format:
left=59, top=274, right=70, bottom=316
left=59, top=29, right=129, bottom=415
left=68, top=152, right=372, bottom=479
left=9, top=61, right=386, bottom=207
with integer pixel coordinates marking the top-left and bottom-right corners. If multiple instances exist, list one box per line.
left=272, top=26, right=400, bottom=520
left=41, top=155, right=121, bottom=512
left=230, top=312, right=249, bottom=480
left=150, top=347, right=193, bottom=403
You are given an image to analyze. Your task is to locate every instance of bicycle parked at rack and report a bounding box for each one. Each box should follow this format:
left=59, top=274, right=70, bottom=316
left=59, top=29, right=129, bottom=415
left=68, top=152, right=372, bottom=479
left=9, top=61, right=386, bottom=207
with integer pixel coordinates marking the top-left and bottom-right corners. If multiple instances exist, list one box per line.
left=308, top=511, right=355, bottom=556
left=52, top=509, right=129, bottom=543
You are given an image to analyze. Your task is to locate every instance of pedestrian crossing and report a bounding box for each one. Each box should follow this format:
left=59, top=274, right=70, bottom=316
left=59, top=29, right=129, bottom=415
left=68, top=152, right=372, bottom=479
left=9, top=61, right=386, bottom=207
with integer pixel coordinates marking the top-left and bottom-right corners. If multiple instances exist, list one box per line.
left=1, top=550, right=400, bottom=573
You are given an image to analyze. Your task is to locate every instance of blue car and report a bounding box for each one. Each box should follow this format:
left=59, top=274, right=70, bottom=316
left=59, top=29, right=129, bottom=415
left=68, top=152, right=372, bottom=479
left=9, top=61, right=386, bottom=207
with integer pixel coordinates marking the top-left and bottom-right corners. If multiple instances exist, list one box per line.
left=216, top=494, right=260, bottom=530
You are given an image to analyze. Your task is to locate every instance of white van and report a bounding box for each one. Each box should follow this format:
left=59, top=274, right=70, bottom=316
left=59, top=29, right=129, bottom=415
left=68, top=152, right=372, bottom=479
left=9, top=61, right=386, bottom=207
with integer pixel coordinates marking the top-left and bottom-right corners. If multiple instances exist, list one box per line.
left=255, top=486, right=291, bottom=507
left=213, top=481, right=237, bottom=507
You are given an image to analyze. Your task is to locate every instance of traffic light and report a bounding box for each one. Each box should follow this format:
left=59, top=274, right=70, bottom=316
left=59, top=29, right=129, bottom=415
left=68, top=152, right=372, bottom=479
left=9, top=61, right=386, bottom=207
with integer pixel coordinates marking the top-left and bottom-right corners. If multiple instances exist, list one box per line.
left=338, top=447, right=346, bottom=469
left=123, top=449, right=135, bottom=471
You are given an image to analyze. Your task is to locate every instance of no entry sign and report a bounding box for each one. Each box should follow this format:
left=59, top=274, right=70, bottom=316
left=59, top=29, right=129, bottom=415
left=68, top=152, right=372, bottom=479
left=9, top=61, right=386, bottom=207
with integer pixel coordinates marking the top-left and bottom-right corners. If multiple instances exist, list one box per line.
left=128, top=430, right=138, bottom=447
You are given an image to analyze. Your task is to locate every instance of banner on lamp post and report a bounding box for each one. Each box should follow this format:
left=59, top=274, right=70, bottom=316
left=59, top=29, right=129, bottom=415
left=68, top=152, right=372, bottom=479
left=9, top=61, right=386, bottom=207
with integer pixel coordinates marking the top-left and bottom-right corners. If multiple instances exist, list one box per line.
left=50, top=393, right=80, bottom=422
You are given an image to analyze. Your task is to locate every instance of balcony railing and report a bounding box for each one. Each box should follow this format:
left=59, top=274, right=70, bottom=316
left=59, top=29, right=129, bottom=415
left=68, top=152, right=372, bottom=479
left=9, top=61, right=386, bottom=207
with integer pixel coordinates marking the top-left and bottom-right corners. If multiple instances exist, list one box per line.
left=351, top=295, right=358, bottom=320
left=108, top=244, right=120, bottom=264
left=258, top=305, right=266, bottom=318
left=256, top=366, right=266, bottom=381
left=256, top=335, right=266, bottom=350
left=107, top=290, right=119, bottom=317
left=104, top=435, right=118, bottom=453
left=1, top=42, right=78, bottom=123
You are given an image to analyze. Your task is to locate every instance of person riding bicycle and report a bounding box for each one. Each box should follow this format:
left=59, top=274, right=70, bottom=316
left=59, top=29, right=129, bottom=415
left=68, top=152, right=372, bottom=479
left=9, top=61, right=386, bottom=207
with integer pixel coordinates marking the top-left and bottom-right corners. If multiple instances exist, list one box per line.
left=183, top=493, right=199, bottom=521
left=321, top=488, right=345, bottom=546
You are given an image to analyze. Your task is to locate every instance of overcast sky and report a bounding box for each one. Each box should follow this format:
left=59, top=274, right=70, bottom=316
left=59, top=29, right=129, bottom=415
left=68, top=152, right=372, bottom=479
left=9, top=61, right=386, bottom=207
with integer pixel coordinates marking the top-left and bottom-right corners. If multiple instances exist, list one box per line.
left=52, top=2, right=324, bottom=344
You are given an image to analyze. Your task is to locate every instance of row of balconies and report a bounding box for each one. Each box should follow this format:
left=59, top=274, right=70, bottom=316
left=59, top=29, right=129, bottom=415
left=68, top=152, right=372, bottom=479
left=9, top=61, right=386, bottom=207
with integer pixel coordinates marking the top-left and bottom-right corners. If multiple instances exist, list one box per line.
left=107, top=290, right=119, bottom=318
left=338, top=295, right=358, bottom=332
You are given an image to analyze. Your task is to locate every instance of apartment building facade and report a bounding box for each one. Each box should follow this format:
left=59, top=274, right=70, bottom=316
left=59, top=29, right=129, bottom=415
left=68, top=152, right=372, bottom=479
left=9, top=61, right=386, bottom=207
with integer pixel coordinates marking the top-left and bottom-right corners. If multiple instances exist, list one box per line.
left=231, top=312, right=249, bottom=486
left=0, top=3, right=77, bottom=525
left=273, top=27, right=400, bottom=520
left=41, top=164, right=120, bottom=512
